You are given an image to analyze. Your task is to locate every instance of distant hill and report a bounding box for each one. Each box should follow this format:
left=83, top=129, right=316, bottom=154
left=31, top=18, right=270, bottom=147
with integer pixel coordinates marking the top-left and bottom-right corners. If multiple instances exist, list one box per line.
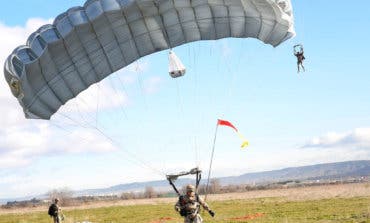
left=2, top=160, right=369, bottom=204
left=220, top=160, right=370, bottom=185
left=74, top=160, right=370, bottom=196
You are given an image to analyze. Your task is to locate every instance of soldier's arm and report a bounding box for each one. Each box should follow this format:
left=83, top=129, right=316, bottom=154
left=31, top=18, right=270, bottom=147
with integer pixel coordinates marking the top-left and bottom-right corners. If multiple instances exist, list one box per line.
left=198, top=197, right=210, bottom=211
left=174, top=200, right=181, bottom=212
left=199, top=196, right=215, bottom=217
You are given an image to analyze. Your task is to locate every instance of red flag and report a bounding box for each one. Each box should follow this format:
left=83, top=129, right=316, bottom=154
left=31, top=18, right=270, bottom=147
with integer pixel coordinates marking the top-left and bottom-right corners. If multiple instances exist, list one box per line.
left=217, top=119, right=249, bottom=148
left=217, top=119, right=238, bottom=132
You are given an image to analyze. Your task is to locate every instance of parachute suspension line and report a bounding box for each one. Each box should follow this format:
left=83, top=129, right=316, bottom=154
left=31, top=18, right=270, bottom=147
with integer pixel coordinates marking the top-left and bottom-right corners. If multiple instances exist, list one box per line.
left=154, top=0, right=172, bottom=50
left=91, top=79, right=127, bottom=131
left=56, top=112, right=95, bottom=130
left=54, top=44, right=127, bottom=129
left=53, top=111, right=164, bottom=176
left=224, top=52, right=237, bottom=115
left=175, top=74, right=197, bottom=166
left=188, top=42, right=210, bottom=170
left=190, top=43, right=201, bottom=168
left=57, top=113, right=165, bottom=176
left=49, top=121, right=98, bottom=144
left=60, top=89, right=120, bottom=133
left=175, top=79, right=184, bottom=118
left=93, top=127, right=166, bottom=177
left=204, top=121, right=219, bottom=202
left=115, top=72, right=130, bottom=103
left=73, top=100, right=96, bottom=129
left=95, top=83, right=100, bottom=128
left=51, top=64, right=160, bottom=176
left=91, top=80, right=125, bottom=131
left=108, top=75, right=128, bottom=120
left=194, top=136, right=200, bottom=168
left=220, top=40, right=246, bottom=117
left=134, top=61, right=149, bottom=112
left=76, top=97, right=102, bottom=126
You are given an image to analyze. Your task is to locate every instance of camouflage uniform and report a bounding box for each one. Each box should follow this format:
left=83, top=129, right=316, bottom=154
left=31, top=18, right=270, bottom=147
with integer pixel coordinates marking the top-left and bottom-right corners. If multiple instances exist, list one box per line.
left=51, top=199, right=61, bottom=223
left=294, top=51, right=305, bottom=72
left=53, top=214, right=61, bottom=223
left=175, top=185, right=213, bottom=223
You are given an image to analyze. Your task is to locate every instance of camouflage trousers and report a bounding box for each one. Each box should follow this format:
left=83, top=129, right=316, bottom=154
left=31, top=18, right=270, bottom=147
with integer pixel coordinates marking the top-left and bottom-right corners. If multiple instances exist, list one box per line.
left=184, top=214, right=203, bottom=223
left=53, top=215, right=61, bottom=223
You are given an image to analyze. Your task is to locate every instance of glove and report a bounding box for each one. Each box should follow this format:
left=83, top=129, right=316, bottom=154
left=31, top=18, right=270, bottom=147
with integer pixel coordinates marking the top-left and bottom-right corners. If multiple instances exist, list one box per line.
left=208, top=210, right=215, bottom=217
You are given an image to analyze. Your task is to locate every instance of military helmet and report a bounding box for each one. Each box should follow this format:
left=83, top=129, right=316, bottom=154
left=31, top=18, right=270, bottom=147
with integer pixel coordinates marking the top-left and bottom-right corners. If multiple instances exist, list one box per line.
left=186, top=184, right=195, bottom=192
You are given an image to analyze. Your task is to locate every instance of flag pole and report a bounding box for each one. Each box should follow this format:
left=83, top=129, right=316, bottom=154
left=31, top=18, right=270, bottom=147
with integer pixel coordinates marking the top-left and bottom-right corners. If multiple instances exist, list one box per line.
left=204, top=120, right=219, bottom=202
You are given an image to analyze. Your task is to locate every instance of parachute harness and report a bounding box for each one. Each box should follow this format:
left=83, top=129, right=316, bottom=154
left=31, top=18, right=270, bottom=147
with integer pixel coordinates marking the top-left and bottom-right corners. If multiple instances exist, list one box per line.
left=166, top=167, right=202, bottom=196
left=294, top=44, right=304, bottom=54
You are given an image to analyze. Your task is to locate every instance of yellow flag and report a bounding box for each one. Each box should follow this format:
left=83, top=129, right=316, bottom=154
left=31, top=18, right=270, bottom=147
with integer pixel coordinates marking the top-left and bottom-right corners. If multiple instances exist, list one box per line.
left=218, top=119, right=249, bottom=149
left=237, top=132, right=249, bottom=148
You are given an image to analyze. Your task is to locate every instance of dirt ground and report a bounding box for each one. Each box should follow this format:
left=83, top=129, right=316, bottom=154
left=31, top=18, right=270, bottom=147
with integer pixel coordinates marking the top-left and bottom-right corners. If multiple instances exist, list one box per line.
left=1, top=182, right=369, bottom=215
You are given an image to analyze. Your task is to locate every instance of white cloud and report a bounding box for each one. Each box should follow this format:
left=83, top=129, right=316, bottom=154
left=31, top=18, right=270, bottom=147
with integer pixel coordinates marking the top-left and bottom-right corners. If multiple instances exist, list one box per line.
left=0, top=19, right=130, bottom=169
left=0, top=18, right=54, bottom=127
left=0, top=122, right=117, bottom=169
left=58, top=82, right=130, bottom=114
left=302, top=128, right=370, bottom=149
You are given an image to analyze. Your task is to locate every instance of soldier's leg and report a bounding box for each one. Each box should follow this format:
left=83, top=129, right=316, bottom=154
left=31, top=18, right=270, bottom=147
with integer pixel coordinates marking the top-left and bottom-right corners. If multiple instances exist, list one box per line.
left=184, top=216, right=191, bottom=223
left=194, top=214, right=203, bottom=223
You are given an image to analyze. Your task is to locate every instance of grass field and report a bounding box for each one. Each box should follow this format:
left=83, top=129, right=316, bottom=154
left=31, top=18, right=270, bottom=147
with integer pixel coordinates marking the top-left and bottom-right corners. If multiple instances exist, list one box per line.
left=1, top=184, right=370, bottom=223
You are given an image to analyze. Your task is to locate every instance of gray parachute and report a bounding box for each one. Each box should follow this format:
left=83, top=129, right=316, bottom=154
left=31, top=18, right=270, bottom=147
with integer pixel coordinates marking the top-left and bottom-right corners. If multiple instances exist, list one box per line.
left=4, top=0, right=295, bottom=120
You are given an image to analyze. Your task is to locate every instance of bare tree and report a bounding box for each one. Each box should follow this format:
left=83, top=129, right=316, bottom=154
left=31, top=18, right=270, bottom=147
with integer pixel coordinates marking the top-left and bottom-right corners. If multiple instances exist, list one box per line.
left=144, top=186, right=157, bottom=199
left=209, top=179, right=221, bottom=194
left=47, top=187, right=74, bottom=206
left=121, top=192, right=136, bottom=200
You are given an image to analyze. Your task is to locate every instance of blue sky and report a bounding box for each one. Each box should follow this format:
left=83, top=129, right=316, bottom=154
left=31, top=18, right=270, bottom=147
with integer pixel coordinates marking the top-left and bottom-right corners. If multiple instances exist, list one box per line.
left=0, top=1, right=370, bottom=199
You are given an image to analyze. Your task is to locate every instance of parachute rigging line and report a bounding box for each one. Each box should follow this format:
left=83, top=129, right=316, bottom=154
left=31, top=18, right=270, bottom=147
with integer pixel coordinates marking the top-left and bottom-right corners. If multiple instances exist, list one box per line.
left=134, top=61, right=149, bottom=112
left=204, top=121, right=219, bottom=202
left=54, top=111, right=165, bottom=177
left=96, top=83, right=100, bottom=128
left=108, top=75, right=128, bottom=119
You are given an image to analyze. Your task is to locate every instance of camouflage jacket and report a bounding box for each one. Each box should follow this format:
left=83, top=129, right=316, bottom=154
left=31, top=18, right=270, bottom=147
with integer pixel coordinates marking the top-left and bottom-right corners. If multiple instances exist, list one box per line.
left=175, top=193, right=210, bottom=216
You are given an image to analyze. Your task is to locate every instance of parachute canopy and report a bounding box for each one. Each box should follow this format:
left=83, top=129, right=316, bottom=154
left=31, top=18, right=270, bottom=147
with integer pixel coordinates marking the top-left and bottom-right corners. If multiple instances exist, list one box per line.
left=4, top=0, right=295, bottom=120
left=294, top=44, right=303, bottom=54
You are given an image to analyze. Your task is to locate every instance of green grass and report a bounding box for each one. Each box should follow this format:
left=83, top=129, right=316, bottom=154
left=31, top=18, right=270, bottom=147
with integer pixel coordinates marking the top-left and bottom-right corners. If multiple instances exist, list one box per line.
left=1, top=197, right=370, bottom=223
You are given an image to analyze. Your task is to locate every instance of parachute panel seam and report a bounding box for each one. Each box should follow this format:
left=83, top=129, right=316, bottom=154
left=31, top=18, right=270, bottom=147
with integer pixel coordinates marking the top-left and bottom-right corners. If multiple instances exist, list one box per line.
left=207, top=3, right=217, bottom=40
left=263, top=0, right=279, bottom=45
left=136, top=1, right=157, bottom=56
left=171, top=0, right=187, bottom=44
left=189, top=0, right=202, bottom=42
left=25, top=55, right=110, bottom=116
left=60, top=35, right=89, bottom=91
left=250, top=0, right=264, bottom=42
left=120, top=6, right=141, bottom=62
left=86, top=10, right=115, bottom=76
left=64, top=14, right=101, bottom=85
left=37, top=54, right=64, bottom=109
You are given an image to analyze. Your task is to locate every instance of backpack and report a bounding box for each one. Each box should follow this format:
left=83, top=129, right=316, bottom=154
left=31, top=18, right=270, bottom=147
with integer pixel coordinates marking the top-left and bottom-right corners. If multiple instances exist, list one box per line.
left=48, top=203, right=58, bottom=217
